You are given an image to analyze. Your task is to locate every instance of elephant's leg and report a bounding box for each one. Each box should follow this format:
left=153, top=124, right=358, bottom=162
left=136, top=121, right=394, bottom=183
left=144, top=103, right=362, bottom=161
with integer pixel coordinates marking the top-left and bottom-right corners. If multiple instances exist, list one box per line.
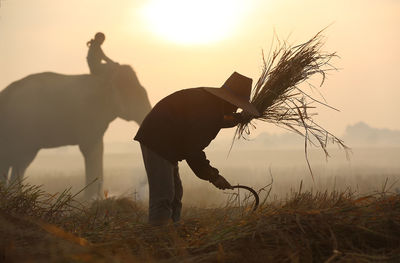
left=79, top=139, right=104, bottom=200
left=9, top=150, right=38, bottom=186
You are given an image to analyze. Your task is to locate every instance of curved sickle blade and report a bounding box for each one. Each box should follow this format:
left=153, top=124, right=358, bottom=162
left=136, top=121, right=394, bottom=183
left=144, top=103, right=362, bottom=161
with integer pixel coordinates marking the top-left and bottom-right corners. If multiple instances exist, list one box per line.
left=232, top=185, right=260, bottom=212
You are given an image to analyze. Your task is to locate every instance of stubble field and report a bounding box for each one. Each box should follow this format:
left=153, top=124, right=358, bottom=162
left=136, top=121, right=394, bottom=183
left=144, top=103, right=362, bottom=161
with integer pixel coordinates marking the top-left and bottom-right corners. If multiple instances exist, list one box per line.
left=1, top=146, right=399, bottom=262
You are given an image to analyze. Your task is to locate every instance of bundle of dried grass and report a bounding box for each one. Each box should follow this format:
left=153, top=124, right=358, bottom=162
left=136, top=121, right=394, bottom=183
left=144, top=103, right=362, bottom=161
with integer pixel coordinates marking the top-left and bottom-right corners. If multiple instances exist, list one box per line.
left=236, top=30, right=350, bottom=172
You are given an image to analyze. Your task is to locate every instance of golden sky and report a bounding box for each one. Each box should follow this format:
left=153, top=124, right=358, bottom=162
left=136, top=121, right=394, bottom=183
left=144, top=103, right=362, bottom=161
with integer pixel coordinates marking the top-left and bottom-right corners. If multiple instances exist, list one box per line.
left=0, top=0, right=399, bottom=142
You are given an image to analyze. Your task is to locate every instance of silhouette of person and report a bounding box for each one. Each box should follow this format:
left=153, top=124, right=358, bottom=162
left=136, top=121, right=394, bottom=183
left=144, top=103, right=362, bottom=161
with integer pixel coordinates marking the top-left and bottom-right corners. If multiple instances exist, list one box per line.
left=86, top=32, right=117, bottom=75
left=134, top=72, right=260, bottom=226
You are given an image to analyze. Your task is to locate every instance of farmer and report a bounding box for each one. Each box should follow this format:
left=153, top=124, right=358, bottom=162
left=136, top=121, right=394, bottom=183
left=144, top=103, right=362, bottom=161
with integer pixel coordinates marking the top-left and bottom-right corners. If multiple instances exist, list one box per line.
left=86, top=32, right=118, bottom=75
left=134, top=72, right=260, bottom=226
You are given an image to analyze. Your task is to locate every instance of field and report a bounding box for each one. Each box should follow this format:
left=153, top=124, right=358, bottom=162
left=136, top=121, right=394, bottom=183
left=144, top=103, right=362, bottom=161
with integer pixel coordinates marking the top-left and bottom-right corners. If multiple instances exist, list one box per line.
left=1, top=146, right=400, bottom=262
left=25, top=145, right=400, bottom=205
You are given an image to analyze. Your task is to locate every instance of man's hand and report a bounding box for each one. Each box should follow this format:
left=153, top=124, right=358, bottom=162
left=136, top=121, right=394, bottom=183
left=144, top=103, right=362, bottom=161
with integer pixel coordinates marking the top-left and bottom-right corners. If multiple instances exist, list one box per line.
left=210, top=175, right=233, bottom=190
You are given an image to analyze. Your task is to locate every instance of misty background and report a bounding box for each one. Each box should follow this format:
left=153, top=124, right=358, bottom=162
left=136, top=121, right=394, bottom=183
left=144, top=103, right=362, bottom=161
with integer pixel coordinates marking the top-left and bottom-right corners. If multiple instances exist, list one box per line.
left=25, top=121, right=400, bottom=206
left=1, top=0, right=400, bottom=139
left=1, top=1, right=399, bottom=205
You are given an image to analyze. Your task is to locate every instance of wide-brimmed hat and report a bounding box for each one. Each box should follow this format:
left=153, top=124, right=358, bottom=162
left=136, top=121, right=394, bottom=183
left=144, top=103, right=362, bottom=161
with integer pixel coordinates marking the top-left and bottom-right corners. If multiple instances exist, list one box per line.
left=203, top=72, right=260, bottom=116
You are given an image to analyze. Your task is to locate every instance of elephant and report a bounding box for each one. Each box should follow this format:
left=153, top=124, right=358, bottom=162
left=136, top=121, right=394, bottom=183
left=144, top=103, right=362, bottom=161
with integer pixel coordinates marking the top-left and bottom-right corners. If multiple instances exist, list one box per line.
left=0, top=65, right=152, bottom=198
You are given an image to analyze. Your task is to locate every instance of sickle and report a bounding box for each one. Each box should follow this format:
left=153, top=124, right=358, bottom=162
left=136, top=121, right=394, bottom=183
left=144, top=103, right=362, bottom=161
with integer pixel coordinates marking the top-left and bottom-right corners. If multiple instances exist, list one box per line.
left=231, top=185, right=259, bottom=212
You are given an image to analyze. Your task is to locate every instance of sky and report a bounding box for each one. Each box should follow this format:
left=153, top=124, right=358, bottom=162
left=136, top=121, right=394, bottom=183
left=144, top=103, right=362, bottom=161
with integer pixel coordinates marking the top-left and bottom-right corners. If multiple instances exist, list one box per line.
left=1, top=0, right=399, bottom=143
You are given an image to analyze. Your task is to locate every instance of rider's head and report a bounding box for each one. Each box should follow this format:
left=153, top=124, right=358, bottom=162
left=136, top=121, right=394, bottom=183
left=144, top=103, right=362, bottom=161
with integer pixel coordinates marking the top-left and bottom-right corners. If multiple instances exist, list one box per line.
left=87, top=32, right=106, bottom=47
left=94, top=32, right=106, bottom=45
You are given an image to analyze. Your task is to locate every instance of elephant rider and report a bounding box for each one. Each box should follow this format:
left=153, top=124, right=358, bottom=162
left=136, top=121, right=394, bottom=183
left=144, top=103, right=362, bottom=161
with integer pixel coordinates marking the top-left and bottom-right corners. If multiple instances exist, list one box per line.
left=134, top=72, right=260, bottom=226
left=86, top=32, right=118, bottom=76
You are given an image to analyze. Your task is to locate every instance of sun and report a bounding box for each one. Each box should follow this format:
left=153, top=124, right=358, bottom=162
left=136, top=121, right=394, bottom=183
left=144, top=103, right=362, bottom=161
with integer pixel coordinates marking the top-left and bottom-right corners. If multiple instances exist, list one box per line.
left=141, top=0, right=247, bottom=45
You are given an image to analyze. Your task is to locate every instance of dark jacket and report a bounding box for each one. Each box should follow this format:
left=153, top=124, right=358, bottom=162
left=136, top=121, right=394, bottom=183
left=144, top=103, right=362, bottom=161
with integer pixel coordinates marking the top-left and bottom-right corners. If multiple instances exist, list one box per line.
left=134, top=88, right=226, bottom=181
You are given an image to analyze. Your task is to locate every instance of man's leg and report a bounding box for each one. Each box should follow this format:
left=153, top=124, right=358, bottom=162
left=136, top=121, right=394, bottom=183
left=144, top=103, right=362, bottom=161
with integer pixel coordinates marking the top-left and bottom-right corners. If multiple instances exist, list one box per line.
left=171, top=165, right=183, bottom=223
left=140, top=144, right=175, bottom=225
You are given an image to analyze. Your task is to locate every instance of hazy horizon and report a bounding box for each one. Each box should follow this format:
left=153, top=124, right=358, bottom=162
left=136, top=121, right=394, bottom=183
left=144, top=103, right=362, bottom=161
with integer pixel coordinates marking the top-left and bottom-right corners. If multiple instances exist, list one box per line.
left=1, top=0, right=399, bottom=144
left=24, top=145, right=400, bottom=206
left=1, top=1, right=399, bottom=203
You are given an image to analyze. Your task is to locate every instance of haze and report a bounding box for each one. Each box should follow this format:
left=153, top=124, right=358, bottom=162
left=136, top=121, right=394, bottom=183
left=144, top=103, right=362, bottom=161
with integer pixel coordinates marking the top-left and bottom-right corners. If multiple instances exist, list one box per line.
left=1, top=0, right=399, bottom=143
left=1, top=1, right=399, bottom=204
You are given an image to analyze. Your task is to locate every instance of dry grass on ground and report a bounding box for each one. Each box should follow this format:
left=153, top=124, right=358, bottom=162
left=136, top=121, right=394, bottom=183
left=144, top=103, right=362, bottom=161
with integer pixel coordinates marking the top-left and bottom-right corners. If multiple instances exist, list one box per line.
left=1, top=181, right=400, bottom=263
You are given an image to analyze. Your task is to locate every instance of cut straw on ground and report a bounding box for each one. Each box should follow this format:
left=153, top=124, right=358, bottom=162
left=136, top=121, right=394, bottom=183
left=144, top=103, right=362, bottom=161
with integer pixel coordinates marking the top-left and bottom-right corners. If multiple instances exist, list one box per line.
left=1, top=181, right=399, bottom=262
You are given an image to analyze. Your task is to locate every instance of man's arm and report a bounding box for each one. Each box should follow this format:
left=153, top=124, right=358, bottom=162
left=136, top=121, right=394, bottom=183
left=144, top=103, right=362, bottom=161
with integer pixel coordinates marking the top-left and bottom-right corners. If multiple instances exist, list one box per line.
left=186, top=151, right=232, bottom=190
left=220, top=113, right=242, bottom=128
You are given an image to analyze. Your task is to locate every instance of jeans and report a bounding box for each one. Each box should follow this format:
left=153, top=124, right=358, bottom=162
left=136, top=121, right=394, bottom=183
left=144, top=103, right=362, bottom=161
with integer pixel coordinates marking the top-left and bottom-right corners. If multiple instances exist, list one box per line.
left=140, top=144, right=183, bottom=225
